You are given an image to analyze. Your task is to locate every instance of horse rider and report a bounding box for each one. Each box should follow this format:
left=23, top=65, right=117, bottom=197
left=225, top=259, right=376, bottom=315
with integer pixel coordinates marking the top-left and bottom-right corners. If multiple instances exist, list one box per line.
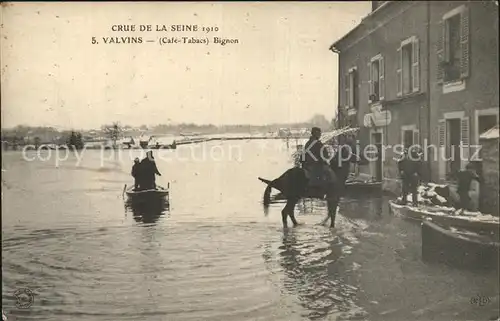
left=140, top=150, right=162, bottom=190
left=397, top=147, right=422, bottom=206
left=301, top=127, right=336, bottom=187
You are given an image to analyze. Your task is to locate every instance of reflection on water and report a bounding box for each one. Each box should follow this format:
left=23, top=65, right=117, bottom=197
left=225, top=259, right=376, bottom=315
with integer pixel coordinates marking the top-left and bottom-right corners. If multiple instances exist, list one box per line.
left=124, top=199, right=170, bottom=224
left=280, top=229, right=349, bottom=320
left=342, top=195, right=385, bottom=220
left=262, top=224, right=366, bottom=321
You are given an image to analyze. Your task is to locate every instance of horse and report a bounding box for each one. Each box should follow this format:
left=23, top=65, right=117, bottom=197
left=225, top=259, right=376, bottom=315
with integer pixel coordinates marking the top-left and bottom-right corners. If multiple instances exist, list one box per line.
left=259, top=145, right=361, bottom=228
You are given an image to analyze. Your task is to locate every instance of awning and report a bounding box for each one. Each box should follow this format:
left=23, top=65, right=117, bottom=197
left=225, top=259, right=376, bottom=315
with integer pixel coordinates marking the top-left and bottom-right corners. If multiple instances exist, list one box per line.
left=479, top=125, right=499, bottom=140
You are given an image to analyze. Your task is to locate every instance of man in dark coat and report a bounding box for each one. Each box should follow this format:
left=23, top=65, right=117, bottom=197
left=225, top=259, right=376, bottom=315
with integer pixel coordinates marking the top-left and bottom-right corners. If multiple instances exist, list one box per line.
left=455, top=162, right=480, bottom=212
left=301, top=127, right=335, bottom=187
left=131, top=157, right=141, bottom=190
left=140, top=151, right=161, bottom=190
left=397, top=148, right=422, bottom=206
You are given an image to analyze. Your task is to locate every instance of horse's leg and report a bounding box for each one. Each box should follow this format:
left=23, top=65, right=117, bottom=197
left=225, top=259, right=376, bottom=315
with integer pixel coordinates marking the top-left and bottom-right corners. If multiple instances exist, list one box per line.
left=326, top=187, right=340, bottom=228
left=288, top=197, right=300, bottom=227
left=281, top=200, right=291, bottom=228
left=282, top=197, right=300, bottom=228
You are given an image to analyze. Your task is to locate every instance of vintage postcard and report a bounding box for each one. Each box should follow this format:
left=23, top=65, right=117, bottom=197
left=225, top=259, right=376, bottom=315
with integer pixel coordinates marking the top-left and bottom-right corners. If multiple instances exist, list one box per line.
left=1, top=2, right=499, bottom=321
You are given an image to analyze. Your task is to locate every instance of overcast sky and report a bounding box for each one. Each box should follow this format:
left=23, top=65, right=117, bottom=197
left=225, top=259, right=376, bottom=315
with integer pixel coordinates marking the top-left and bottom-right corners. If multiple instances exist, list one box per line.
left=1, top=2, right=370, bottom=130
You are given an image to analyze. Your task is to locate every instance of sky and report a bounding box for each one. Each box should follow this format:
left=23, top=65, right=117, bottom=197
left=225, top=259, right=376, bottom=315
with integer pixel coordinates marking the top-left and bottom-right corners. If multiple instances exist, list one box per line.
left=1, top=2, right=371, bottom=130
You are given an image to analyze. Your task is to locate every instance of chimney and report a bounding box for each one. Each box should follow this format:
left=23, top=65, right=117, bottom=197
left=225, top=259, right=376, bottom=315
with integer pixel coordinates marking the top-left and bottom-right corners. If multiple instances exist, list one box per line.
left=372, top=1, right=378, bottom=11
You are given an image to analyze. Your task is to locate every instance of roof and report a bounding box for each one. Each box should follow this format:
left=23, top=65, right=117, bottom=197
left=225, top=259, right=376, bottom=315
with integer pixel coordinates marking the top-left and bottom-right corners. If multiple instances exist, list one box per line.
left=479, top=125, right=499, bottom=140
left=329, top=1, right=393, bottom=52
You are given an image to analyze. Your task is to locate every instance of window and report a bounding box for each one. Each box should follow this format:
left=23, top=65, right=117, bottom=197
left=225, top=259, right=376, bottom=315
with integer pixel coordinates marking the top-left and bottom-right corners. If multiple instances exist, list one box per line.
left=369, top=55, right=384, bottom=102
left=397, top=36, right=420, bottom=96
left=401, top=126, right=419, bottom=149
left=445, top=15, right=461, bottom=82
left=371, top=60, right=380, bottom=100
left=478, top=115, right=498, bottom=135
left=344, top=68, right=358, bottom=109
left=437, top=6, right=470, bottom=84
left=403, top=130, right=414, bottom=149
left=402, top=44, right=413, bottom=94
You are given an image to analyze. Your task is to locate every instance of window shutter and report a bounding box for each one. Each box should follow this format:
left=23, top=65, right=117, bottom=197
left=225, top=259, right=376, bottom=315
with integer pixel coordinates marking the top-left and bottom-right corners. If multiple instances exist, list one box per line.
left=444, top=20, right=451, bottom=63
left=352, top=69, right=358, bottom=109
left=437, top=21, right=445, bottom=84
left=397, top=47, right=402, bottom=97
left=460, top=116, right=470, bottom=168
left=368, top=62, right=373, bottom=102
left=413, top=129, right=420, bottom=147
left=349, top=71, right=355, bottom=109
left=438, top=119, right=446, bottom=146
left=460, top=116, right=470, bottom=146
left=379, top=57, right=385, bottom=101
left=412, top=37, right=420, bottom=93
left=345, top=73, right=350, bottom=107
left=460, top=6, right=470, bottom=79
left=438, top=119, right=446, bottom=180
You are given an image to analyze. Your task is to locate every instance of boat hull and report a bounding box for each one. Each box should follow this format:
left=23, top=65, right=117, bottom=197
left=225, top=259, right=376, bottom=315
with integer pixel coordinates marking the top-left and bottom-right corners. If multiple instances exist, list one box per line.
left=125, top=186, right=169, bottom=203
left=421, top=220, right=500, bottom=271
left=389, top=200, right=500, bottom=234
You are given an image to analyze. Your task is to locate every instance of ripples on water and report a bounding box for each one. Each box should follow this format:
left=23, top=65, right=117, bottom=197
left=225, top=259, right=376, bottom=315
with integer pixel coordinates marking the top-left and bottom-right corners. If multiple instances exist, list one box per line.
left=2, top=142, right=499, bottom=321
left=2, top=222, right=365, bottom=321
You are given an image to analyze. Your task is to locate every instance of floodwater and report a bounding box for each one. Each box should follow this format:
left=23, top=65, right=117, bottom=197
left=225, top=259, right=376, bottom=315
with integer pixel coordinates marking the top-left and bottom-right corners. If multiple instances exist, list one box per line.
left=2, top=140, right=499, bottom=321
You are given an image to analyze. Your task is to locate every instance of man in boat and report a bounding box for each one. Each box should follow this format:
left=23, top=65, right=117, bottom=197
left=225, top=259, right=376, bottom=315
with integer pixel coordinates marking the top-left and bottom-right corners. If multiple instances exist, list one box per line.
left=397, top=147, right=422, bottom=206
left=131, top=157, right=141, bottom=190
left=140, top=150, right=161, bottom=190
left=454, top=162, right=480, bottom=213
left=301, top=127, right=335, bottom=188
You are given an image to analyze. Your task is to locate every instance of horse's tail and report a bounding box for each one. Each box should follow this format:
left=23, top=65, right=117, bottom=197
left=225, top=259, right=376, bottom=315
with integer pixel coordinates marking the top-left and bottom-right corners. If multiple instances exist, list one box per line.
left=263, top=184, right=273, bottom=206
left=258, top=177, right=273, bottom=185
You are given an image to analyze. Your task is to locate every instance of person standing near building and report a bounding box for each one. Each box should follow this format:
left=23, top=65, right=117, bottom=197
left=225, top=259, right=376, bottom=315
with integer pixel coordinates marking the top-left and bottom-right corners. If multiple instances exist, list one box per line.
left=397, top=148, right=422, bottom=206
left=454, top=163, right=480, bottom=213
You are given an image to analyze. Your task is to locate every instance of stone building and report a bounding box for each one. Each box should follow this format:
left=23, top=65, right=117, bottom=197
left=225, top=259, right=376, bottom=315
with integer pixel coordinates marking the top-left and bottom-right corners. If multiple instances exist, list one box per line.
left=331, top=1, right=499, bottom=194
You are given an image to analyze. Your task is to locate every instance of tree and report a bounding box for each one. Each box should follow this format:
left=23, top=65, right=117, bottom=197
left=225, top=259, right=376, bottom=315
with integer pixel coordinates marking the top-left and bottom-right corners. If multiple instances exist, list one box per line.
left=309, top=114, right=330, bottom=129
left=102, top=122, right=122, bottom=148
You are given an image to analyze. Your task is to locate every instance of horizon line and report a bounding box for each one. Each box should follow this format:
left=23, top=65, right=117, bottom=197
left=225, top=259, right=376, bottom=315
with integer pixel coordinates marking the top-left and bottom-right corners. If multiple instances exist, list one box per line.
left=1, top=120, right=336, bottom=132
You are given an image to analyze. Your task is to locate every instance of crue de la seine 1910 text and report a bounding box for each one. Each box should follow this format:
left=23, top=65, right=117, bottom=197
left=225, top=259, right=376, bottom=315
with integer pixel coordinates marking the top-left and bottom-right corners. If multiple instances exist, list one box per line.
left=91, top=24, right=240, bottom=46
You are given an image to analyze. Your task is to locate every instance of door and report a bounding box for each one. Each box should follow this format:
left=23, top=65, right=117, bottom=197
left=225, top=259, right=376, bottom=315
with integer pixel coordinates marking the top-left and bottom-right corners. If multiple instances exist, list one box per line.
left=447, top=119, right=461, bottom=177
left=372, top=132, right=383, bottom=182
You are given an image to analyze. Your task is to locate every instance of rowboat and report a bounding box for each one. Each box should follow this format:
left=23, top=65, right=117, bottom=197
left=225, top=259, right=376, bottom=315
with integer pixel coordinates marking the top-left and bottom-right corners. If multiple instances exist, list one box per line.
left=389, top=200, right=500, bottom=234
left=421, top=220, right=500, bottom=271
left=124, top=184, right=170, bottom=203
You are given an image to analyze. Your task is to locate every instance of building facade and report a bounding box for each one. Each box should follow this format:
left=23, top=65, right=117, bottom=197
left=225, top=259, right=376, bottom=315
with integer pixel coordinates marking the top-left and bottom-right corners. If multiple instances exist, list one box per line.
left=331, top=1, right=499, bottom=194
